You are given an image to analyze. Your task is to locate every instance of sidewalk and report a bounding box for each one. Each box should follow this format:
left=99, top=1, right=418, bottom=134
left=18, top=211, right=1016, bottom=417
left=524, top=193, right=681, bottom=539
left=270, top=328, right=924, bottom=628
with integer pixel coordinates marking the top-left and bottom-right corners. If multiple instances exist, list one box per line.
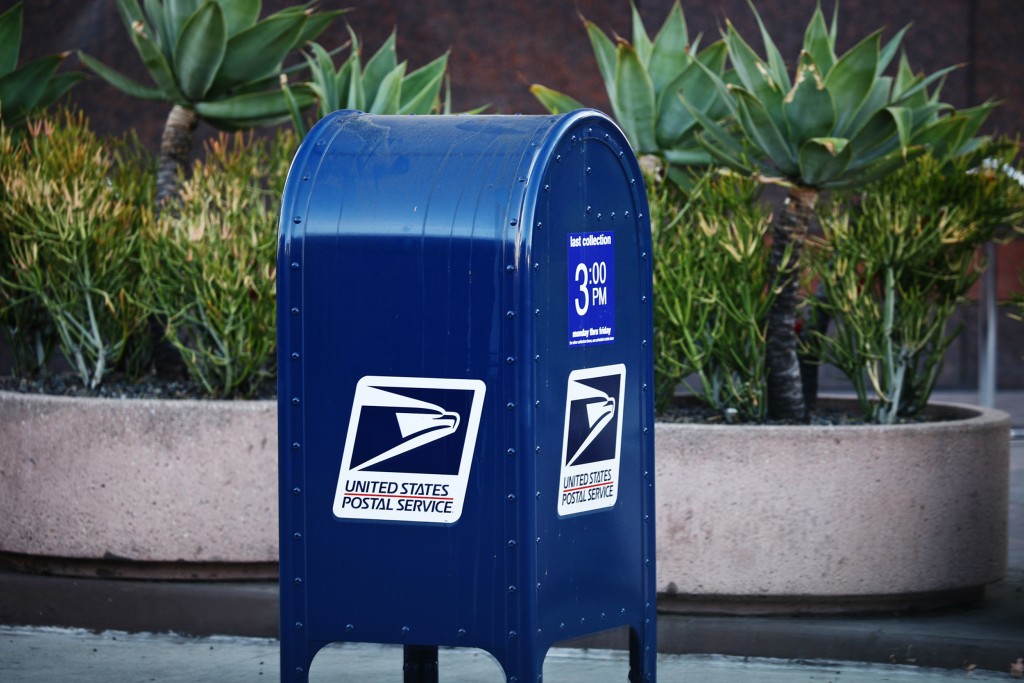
left=1, top=627, right=1020, bottom=681
left=0, top=390, right=1021, bottom=680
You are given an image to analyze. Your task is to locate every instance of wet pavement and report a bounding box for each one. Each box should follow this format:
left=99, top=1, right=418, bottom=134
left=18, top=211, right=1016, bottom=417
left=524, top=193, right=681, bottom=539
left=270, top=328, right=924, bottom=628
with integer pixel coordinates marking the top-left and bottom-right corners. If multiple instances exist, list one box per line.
left=1, top=626, right=1021, bottom=682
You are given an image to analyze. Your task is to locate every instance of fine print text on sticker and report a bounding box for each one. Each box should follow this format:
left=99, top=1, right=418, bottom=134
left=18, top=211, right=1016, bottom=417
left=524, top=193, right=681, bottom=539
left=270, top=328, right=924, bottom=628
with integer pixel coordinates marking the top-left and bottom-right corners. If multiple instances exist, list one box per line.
left=333, top=376, right=486, bottom=524
left=568, top=231, right=615, bottom=346
left=558, top=364, right=625, bottom=516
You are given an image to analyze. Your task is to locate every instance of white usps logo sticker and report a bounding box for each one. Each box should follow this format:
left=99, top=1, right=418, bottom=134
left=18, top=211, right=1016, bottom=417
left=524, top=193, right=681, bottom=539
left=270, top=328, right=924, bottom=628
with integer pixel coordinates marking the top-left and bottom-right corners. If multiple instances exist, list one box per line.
left=333, top=376, right=486, bottom=524
left=558, top=364, right=625, bottom=516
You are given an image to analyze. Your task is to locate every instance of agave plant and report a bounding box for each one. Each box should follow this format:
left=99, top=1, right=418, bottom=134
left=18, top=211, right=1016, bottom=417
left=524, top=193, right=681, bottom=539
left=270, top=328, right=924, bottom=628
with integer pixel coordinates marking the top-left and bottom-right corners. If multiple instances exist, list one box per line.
left=282, top=27, right=451, bottom=138
left=680, top=2, right=995, bottom=421
left=0, top=2, right=84, bottom=131
left=79, top=0, right=341, bottom=207
left=530, top=1, right=730, bottom=186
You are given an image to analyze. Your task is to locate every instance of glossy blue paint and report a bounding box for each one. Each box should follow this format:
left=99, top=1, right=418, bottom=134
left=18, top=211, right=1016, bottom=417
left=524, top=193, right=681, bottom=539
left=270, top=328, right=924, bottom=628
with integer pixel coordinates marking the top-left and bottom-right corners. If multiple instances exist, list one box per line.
left=278, top=110, right=656, bottom=682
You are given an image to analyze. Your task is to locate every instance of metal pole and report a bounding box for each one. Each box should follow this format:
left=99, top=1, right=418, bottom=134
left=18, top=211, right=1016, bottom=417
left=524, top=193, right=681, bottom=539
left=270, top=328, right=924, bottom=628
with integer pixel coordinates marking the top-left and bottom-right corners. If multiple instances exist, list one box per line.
left=978, top=241, right=997, bottom=408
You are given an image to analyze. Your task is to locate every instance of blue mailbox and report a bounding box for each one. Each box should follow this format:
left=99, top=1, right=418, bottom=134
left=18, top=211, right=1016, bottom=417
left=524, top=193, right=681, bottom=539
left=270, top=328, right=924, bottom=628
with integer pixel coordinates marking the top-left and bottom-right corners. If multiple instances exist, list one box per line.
left=277, top=110, right=656, bottom=682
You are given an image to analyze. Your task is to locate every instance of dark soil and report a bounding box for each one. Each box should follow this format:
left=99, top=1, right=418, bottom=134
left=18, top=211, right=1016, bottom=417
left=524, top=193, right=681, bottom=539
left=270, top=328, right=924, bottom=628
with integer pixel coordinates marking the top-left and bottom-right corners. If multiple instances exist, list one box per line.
left=0, top=374, right=937, bottom=424
left=657, top=400, right=939, bottom=426
left=0, top=372, right=276, bottom=401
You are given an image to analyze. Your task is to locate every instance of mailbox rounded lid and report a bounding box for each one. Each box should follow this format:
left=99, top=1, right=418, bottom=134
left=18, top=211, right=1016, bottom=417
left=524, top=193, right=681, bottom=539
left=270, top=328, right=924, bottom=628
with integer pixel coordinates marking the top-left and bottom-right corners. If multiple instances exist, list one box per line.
left=278, top=109, right=647, bottom=252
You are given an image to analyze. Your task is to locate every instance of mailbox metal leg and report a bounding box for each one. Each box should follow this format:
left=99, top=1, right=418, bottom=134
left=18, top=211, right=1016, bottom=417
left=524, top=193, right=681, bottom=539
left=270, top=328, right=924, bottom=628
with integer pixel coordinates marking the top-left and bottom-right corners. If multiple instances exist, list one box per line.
left=491, top=643, right=547, bottom=683
left=628, top=626, right=656, bottom=683
left=403, top=644, right=439, bottom=683
left=280, top=636, right=329, bottom=683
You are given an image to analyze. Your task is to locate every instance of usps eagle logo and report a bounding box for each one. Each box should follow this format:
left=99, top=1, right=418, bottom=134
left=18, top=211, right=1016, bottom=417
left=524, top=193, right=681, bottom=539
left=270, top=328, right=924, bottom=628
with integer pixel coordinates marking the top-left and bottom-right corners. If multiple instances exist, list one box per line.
left=558, top=365, right=625, bottom=516
left=333, top=376, right=485, bottom=524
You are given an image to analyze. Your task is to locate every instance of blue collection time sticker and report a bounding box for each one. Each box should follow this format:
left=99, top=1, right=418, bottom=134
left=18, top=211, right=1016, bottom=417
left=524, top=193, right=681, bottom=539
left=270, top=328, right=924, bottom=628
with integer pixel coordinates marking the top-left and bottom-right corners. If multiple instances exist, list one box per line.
left=567, top=231, right=615, bottom=346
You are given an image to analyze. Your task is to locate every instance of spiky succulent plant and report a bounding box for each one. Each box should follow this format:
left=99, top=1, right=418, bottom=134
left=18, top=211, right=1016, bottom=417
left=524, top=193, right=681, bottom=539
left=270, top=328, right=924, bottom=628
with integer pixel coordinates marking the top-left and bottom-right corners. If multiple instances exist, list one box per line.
left=530, top=1, right=731, bottom=186
left=680, top=2, right=995, bottom=421
left=80, top=0, right=341, bottom=207
left=0, top=2, right=84, bottom=131
left=282, top=27, right=452, bottom=138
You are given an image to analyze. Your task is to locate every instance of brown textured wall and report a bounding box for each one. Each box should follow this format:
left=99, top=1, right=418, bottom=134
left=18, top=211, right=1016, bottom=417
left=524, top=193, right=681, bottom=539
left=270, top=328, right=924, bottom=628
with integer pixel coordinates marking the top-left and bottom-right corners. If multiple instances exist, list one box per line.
left=4, top=0, right=622, bottom=149
left=973, top=0, right=1024, bottom=134
left=6, top=0, right=1023, bottom=149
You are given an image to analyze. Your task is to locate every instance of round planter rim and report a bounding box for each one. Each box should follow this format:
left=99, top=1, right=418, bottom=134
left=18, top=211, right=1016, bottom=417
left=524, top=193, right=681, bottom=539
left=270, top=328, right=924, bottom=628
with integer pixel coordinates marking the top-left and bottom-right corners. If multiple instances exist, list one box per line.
left=0, top=388, right=276, bottom=411
left=655, top=396, right=1009, bottom=434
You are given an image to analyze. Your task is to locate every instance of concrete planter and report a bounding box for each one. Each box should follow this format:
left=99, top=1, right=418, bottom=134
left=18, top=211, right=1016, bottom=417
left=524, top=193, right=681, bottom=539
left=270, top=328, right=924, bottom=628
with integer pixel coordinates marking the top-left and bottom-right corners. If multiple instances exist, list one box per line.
left=655, top=399, right=1011, bottom=614
left=1, top=390, right=1010, bottom=604
left=0, top=391, right=277, bottom=579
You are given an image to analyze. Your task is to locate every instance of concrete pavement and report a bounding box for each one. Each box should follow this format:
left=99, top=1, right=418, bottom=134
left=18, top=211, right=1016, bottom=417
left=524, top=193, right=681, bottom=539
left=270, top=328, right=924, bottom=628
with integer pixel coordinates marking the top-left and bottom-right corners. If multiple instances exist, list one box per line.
left=2, top=626, right=1021, bottom=681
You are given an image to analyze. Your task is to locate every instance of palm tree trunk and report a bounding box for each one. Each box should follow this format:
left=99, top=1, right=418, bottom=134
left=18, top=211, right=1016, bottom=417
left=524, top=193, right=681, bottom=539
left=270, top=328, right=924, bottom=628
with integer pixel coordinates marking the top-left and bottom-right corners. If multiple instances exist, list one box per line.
left=155, top=104, right=199, bottom=210
left=151, top=105, right=198, bottom=379
left=766, top=186, right=818, bottom=422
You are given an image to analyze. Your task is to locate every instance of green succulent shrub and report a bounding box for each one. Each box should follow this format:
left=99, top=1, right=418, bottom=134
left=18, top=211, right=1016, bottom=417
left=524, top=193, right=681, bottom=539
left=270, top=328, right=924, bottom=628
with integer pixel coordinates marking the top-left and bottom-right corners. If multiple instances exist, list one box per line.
left=651, top=170, right=774, bottom=420
left=142, top=131, right=294, bottom=398
left=678, top=2, right=995, bottom=421
left=0, top=110, right=153, bottom=388
left=0, top=120, right=54, bottom=378
left=80, top=0, right=339, bottom=207
left=283, top=27, right=452, bottom=137
left=809, top=143, right=1024, bottom=423
left=0, top=2, right=84, bottom=131
left=531, top=1, right=730, bottom=187
left=0, top=111, right=295, bottom=397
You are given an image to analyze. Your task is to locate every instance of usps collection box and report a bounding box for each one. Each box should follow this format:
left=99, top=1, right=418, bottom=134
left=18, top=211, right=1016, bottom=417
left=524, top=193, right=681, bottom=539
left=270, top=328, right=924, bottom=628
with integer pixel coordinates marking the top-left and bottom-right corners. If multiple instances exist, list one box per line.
left=277, top=110, right=656, bottom=682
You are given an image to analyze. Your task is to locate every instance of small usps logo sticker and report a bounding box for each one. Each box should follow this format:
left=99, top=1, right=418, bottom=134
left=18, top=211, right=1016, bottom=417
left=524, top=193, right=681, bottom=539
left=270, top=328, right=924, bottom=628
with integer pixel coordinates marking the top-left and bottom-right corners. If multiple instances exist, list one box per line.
left=333, top=376, right=486, bottom=524
left=558, top=364, right=625, bottom=516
